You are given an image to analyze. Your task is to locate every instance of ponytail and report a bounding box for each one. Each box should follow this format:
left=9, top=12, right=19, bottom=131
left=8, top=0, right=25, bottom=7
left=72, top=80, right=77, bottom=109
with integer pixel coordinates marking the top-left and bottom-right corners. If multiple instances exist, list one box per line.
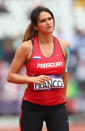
left=22, top=23, right=38, bottom=42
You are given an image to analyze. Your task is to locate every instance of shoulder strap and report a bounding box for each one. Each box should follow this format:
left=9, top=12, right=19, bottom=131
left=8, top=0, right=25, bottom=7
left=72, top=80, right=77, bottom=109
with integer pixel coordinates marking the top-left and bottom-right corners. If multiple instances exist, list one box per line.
left=55, top=37, right=65, bottom=59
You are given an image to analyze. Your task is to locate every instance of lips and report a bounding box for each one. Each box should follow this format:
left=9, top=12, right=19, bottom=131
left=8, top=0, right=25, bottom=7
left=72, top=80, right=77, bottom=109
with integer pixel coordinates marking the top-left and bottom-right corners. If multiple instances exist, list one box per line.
left=47, top=26, right=52, bottom=29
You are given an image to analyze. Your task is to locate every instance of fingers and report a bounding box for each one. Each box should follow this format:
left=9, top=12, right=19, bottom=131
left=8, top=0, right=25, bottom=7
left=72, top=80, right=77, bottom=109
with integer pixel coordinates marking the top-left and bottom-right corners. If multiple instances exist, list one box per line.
left=38, top=75, right=52, bottom=84
left=41, top=75, right=52, bottom=80
left=38, top=79, right=45, bottom=84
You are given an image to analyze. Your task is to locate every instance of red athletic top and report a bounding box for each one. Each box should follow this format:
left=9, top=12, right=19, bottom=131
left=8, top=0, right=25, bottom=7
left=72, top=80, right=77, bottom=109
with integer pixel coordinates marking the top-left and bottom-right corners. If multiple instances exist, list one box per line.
left=23, top=36, right=66, bottom=106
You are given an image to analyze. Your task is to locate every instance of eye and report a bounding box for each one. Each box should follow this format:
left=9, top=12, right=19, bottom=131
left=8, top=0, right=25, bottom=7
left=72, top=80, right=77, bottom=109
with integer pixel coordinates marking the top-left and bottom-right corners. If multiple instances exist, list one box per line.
left=40, top=19, right=45, bottom=23
left=48, top=17, right=52, bottom=20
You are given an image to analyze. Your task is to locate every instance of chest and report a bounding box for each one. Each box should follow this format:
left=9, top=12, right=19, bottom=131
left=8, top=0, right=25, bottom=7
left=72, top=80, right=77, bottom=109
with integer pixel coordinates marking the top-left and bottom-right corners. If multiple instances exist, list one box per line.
left=26, top=50, right=65, bottom=76
left=25, top=37, right=65, bottom=75
left=39, top=43, right=54, bottom=57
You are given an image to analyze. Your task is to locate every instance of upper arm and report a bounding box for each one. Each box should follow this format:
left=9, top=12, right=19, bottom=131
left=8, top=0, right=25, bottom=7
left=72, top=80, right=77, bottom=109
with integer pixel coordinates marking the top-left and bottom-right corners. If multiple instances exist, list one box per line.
left=64, top=43, right=70, bottom=72
left=59, top=39, right=70, bottom=73
left=8, top=40, right=32, bottom=74
left=59, top=40, right=71, bottom=96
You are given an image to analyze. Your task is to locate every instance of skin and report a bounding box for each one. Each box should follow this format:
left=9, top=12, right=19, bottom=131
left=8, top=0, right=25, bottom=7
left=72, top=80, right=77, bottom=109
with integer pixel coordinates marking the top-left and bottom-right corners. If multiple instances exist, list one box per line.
left=7, top=11, right=70, bottom=98
left=59, top=39, right=70, bottom=97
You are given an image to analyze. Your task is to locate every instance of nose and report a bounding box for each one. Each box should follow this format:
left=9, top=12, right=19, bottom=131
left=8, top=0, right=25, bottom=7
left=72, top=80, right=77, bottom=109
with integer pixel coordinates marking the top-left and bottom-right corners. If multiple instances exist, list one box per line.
left=46, top=20, right=50, bottom=25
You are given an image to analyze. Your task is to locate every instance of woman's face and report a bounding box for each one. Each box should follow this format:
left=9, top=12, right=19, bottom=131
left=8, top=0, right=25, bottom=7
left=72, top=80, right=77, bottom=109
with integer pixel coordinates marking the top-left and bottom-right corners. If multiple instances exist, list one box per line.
left=35, top=11, right=54, bottom=34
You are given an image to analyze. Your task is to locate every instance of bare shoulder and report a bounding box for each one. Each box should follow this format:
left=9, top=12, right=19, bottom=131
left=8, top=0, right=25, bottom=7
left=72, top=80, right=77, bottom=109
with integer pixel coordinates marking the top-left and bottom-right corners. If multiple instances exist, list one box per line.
left=20, top=40, right=32, bottom=51
left=58, top=39, right=70, bottom=50
left=58, top=39, right=70, bottom=58
left=16, top=40, right=32, bottom=55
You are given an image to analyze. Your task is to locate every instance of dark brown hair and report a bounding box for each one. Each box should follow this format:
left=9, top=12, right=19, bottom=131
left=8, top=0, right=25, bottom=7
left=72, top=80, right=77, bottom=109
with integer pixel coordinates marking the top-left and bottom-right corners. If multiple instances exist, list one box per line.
left=23, top=6, right=55, bottom=42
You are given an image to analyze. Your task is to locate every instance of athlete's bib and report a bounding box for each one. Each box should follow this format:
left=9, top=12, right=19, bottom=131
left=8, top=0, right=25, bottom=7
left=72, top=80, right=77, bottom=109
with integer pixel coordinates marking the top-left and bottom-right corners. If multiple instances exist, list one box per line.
left=34, top=75, right=64, bottom=91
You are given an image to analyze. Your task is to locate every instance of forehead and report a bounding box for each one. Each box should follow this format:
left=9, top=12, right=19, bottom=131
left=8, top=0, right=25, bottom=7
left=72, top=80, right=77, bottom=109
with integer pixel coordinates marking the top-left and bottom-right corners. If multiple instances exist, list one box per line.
left=38, top=11, right=52, bottom=20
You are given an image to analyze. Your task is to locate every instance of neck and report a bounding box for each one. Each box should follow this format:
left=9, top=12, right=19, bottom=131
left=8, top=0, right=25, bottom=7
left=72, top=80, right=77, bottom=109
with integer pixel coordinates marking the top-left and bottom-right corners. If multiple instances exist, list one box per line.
left=38, top=33, right=53, bottom=44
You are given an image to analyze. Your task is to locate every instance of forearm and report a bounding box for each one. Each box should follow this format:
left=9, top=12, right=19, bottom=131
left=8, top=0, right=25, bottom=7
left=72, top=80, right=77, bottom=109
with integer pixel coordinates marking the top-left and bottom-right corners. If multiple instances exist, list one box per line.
left=63, top=82, right=67, bottom=98
left=7, top=73, right=33, bottom=84
left=62, top=72, right=68, bottom=98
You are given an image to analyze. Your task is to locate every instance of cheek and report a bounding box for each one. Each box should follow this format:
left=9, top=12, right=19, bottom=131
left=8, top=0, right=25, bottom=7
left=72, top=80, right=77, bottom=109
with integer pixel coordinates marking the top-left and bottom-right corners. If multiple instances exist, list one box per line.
left=51, top=20, right=54, bottom=25
left=38, top=24, right=46, bottom=30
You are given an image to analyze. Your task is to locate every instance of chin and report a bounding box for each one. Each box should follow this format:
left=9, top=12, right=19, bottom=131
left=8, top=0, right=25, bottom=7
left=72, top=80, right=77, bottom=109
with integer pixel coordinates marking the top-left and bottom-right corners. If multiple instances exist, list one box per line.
left=45, top=31, right=53, bottom=34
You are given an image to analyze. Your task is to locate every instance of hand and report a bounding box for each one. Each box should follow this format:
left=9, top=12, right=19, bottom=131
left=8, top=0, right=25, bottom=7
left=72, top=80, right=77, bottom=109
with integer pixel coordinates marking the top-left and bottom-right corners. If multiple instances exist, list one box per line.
left=30, top=75, right=52, bottom=84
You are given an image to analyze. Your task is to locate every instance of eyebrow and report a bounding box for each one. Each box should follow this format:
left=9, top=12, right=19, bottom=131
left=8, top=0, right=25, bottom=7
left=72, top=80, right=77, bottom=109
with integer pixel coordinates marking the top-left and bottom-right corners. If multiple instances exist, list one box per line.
left=39, top=16, right=52, bottom=22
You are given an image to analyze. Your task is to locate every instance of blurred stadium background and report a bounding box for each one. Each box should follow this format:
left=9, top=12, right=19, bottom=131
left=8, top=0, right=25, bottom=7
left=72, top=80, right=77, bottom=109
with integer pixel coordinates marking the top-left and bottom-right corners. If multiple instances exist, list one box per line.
left=0, top=0, right=85, bottom=131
